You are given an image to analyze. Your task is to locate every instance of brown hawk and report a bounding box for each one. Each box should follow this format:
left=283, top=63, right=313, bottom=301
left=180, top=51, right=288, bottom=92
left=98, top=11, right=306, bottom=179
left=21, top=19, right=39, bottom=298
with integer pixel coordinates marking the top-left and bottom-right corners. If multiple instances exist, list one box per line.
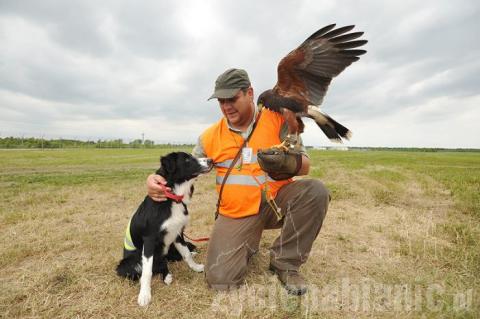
left=256, top=24, right=367, bottom=148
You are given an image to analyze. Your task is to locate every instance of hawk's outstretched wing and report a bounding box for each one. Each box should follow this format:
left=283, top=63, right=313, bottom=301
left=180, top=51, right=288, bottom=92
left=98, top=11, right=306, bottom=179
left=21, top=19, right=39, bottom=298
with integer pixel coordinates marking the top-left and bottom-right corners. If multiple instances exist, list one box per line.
left=274, top=24, right=367, bottom=107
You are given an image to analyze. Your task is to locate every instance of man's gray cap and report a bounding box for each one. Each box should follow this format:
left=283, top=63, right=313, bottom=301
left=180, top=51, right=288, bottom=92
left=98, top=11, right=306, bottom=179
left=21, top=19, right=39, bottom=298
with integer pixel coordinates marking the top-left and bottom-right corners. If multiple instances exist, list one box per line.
left=208, top=68, right=251, bottom=100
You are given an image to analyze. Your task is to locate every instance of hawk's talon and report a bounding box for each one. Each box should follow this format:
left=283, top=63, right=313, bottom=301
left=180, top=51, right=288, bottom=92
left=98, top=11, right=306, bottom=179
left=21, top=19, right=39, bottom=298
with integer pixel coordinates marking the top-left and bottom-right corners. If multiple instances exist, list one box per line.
left=272, top=140, right=289, bottom=151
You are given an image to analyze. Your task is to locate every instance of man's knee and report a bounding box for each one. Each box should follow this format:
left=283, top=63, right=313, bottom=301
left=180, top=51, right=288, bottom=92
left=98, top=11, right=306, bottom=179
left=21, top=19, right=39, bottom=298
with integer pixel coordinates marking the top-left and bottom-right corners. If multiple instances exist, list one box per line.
left=295, top=179, right=330, bottom=219
left=299, top=179, right=330, bottom=203
left=205, top=265, right=246, bottom=291
left=205, top=247, right=249, bottom=290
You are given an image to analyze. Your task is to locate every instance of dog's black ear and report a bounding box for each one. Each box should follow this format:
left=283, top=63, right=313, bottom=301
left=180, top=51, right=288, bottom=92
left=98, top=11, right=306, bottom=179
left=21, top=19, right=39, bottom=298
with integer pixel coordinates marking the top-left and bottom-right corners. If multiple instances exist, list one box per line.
left=160, top=153, right=177, bottom=176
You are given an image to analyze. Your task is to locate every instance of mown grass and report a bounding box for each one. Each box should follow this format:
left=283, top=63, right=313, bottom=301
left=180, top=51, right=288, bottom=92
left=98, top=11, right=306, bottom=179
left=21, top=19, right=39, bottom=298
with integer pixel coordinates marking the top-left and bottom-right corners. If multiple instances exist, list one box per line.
left=310, top=151, right=480, bottom=216
left=1, top=148, right=479, bottom=318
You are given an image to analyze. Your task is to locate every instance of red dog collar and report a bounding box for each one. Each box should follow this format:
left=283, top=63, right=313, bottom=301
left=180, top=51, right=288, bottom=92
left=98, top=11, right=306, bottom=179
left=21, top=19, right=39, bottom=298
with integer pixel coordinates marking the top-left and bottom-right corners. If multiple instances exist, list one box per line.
left=160, top=184, right=184, bottom=203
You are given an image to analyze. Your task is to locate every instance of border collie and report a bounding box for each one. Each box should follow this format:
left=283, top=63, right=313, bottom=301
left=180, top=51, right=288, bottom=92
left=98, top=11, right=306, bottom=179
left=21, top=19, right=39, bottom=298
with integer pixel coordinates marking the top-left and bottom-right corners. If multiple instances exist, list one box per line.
left=116, top=152, right=212, bottom=306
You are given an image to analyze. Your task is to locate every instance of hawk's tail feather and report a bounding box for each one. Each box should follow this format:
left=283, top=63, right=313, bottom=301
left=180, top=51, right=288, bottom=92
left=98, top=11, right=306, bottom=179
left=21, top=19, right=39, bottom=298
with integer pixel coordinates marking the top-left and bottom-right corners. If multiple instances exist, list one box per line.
left=307, top=105, right=352, bottom=143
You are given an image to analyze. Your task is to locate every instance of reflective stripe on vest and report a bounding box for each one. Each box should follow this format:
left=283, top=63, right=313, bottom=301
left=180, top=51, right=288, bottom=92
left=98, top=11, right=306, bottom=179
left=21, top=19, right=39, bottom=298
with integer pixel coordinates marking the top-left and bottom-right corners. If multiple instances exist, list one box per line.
left=216, top=174, right=273, bottom=185
left=215, top=155, right=258, bottom=168
left=124, top=218, right=136, bottom=251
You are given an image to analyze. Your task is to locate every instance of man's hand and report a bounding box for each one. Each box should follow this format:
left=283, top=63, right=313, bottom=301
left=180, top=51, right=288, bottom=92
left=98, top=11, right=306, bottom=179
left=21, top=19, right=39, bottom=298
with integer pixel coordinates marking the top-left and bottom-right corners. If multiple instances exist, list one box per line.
left=146, top=174, right=170, bottom=202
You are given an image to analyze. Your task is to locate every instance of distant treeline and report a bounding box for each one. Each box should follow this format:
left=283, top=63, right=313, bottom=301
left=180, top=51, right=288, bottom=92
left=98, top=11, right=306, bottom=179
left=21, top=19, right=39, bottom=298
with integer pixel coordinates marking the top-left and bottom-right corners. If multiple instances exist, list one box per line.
left=1, top=137, right=478, bottom=152
left=348, top=147, right=480, bottom=153
left=0, top=137, right=194, bottom=149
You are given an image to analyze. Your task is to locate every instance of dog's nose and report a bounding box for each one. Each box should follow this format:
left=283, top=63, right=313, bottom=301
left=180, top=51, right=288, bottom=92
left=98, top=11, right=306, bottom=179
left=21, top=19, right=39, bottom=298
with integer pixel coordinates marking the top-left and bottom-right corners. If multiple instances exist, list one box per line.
left=197, top=157, right=213, bottom=173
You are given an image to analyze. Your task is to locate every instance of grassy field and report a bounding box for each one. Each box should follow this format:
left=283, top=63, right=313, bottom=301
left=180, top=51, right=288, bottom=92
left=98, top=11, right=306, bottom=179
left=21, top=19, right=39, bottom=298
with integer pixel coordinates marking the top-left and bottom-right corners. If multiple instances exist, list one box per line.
left=0, top=148, right=478, bottom=318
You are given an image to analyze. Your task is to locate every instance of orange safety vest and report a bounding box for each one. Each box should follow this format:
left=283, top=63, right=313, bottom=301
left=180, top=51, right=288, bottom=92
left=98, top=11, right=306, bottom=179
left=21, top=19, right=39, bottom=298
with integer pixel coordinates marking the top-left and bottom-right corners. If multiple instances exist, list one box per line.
left=200, top=108, right=292, bottom=218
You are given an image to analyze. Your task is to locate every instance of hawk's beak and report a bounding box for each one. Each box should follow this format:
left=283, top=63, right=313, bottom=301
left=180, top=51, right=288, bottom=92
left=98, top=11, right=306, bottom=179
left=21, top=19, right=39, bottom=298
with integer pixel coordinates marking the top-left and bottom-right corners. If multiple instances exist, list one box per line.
left=257, top=102, right=264, bottom=110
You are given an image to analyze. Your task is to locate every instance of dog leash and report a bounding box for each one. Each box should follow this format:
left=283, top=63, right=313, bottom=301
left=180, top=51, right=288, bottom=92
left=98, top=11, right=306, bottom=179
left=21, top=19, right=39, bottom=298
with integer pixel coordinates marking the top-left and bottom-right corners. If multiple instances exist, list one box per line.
left=183, top=232, right=210, bottom=243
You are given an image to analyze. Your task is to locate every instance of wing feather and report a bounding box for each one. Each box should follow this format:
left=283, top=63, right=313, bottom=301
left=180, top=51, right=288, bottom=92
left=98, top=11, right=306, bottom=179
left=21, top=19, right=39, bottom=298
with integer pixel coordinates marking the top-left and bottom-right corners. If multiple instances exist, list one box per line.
left=303, top=23, right=337, bottom=42
left=329, top=32, right=364, bottom=43
left=321, top=25, right=355, bottom=39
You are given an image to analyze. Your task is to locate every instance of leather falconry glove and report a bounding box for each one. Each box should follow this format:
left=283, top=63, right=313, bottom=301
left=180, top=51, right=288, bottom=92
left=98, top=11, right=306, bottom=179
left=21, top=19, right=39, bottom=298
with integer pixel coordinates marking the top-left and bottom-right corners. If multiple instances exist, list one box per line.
left=257, top=147, right=302, bottom=180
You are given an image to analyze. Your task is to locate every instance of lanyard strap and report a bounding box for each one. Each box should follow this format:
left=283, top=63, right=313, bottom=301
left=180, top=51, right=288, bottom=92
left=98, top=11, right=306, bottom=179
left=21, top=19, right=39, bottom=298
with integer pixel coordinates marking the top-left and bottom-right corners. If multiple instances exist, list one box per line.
left=215, top=110, right=262, bottom=220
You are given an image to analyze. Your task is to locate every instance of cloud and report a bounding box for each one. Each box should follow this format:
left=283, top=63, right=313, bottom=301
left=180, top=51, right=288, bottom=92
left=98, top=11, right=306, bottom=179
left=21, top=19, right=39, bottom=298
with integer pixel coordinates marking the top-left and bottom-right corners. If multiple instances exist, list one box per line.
left=0, top=0, right=479, bottom=147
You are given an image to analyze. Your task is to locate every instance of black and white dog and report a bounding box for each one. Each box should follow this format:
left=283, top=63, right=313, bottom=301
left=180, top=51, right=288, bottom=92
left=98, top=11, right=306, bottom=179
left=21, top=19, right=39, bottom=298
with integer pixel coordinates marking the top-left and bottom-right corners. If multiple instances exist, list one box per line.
left=116, top=152, right=212, bottom=306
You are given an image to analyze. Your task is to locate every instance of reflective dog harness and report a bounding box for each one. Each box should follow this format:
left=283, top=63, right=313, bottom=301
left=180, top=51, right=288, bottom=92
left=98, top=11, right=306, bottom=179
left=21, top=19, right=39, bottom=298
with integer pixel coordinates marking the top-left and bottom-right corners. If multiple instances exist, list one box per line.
left=123, top=218, right=136, bottom=251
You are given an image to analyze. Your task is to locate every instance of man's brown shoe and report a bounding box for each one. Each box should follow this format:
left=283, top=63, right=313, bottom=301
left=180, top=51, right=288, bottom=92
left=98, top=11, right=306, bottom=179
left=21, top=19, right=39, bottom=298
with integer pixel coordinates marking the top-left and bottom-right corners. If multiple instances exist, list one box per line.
left=269, top=265, right=307, bottom=295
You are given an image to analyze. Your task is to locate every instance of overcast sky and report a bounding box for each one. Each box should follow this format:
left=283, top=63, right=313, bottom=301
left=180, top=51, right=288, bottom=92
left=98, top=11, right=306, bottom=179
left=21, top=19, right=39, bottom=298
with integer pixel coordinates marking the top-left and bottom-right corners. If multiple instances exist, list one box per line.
left=1, top=0, right=479, bottom=148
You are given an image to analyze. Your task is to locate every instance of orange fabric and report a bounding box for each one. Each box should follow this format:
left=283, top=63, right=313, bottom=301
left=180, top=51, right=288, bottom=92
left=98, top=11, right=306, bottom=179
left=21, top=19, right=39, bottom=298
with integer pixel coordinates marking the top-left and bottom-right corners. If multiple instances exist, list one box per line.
left=201, top=108, right=292, bottom=218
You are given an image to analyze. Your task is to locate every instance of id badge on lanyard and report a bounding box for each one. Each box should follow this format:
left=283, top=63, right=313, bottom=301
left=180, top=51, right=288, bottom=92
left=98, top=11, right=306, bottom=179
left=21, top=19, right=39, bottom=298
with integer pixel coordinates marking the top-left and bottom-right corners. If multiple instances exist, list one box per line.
left=242, top=147, right=253, bottom=164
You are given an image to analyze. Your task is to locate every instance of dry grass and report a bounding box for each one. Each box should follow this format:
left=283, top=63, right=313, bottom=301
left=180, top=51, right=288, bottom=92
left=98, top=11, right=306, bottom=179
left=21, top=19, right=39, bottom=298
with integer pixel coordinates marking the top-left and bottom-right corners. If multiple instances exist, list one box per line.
left=0, top=149, right=478, bottom=318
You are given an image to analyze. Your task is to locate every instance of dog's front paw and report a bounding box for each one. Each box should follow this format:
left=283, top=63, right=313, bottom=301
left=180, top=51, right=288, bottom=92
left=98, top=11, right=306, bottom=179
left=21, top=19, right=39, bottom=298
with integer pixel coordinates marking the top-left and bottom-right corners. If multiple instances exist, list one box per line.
left=191, top=263, right=204, bottom=272
left=163, top=273, right=173, bottom=285
left=138, top=290, right=151, bottom=307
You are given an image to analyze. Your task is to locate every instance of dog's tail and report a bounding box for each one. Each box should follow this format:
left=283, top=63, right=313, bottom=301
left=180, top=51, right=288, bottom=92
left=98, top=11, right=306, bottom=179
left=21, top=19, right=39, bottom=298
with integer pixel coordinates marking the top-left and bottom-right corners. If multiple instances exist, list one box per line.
left=116, top=254, right=142, bottom=281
